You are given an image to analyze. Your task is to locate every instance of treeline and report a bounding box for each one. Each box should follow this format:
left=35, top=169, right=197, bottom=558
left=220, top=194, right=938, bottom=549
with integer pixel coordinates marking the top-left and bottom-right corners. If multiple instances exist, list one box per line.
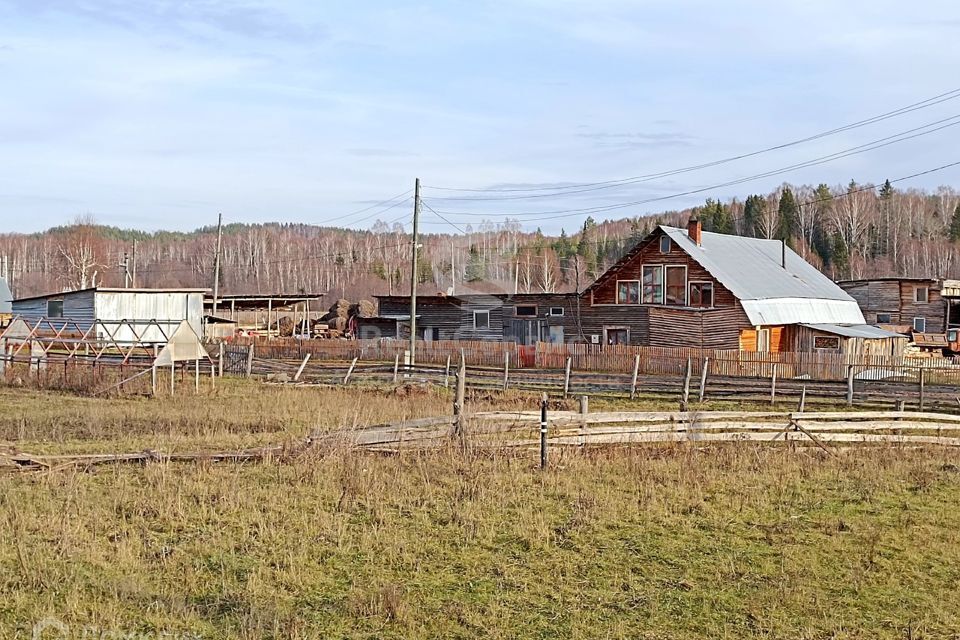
left=1, top=181, right=958, bottom=301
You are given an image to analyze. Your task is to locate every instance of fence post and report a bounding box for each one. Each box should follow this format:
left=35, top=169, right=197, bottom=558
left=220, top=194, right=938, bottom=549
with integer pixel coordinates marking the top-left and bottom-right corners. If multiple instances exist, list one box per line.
left=393, top=353, right=400, bottom=384
left=846, top=365, right=854, bottom=407
left=343, top=356, right=359, bottom=385
left=194, top=358, right=200, bottom=394
left=770, top=364, right=778, bottom=405
left=294, top=353, right=311, bottom=382
left=579, top=395, right=588, bottom=447
left=698, top=357, right=709, bottom=403
left=540, top=393, right=548, bottom=470
left=444, top=355, right=451, bottom=388
left=681, top=357, right=692, bottom=410
left=218, top=342, right=224, bottom=377
left=454, top=357, right=467, bottom=443
left=630, top=354, right=640, bottom=400
left=502, top=352, right=510, bottom=391
left=245, top=343, right=254, bottom=378
left=151, top=364, right=157, bottom=397
left=798, top=385, right=806, bottom=412
left=919, top=366, right=926, bottom=411
left=563, top=357, right=572, bottom=398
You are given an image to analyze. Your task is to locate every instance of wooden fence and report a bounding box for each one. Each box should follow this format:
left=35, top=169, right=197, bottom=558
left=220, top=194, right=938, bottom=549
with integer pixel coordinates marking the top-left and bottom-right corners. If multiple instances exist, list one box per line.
left=214, top=338, right=960, bottom=388
left=317, top=408, right=960, bottom=452
left=244, top=357, right=960, bottom=413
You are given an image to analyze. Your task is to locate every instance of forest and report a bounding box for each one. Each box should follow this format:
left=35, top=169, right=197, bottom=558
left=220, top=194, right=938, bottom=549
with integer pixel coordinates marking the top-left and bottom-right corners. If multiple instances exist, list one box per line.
left=2, top=180, right=959, bottom=302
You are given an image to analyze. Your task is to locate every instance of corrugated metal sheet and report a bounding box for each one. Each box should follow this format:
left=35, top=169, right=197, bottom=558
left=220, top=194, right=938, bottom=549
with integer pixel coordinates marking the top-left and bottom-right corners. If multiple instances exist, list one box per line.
left=740, top=298, right=864, bottom=326
left=95, top=290, right=203, bottom=342
left=661, top=226, right=858, bottom=302
left=801, top=323, right=903, bottom=339
left=0, top=277, right=11, bottom=313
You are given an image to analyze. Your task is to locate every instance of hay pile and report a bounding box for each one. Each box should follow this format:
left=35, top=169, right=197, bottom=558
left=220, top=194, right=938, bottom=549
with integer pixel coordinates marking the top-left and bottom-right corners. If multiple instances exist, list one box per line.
left=319, top=298, right=377, bottom=336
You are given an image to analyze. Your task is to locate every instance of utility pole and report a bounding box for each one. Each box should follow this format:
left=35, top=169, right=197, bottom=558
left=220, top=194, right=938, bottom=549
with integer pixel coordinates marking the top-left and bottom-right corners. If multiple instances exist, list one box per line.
left=131, top=239, right=138, bottom=287
left=408, top=178, right=421, bottom=366
left=120, top=252, right=131, bottom=287
left=212, top=212, right=223, bottom=317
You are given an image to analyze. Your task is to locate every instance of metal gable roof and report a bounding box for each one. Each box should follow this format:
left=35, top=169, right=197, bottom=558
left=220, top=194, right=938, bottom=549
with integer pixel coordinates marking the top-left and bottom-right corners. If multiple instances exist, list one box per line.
left=660, top=226, right=857, bottom=302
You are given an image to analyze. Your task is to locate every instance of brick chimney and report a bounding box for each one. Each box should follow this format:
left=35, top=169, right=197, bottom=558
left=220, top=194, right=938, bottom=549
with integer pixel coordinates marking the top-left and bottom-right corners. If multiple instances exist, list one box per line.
left=687, top=218, right=702, bottom=245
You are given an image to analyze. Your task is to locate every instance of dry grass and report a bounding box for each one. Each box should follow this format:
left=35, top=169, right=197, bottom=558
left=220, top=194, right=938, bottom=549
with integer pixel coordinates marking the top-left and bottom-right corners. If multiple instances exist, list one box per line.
left=2, top=381, right=960, bottom=638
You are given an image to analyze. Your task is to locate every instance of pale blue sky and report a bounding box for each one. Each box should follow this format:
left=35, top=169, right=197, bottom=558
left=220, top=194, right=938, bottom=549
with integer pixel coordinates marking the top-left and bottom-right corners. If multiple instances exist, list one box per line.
left=1, top=0, right=959, bottom=234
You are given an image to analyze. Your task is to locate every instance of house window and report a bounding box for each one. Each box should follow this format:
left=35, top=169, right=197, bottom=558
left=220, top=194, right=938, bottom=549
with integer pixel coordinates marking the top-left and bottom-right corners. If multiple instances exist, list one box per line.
left=689, top=282, right=714, bottom=308
left=549, top=307, right=564, bottom=316
left=876, top=313, right=891, bottom=324
left=642, top=266, right=663, bottom=304
left=757, top=328, right=771, bottom=353
left=514, top=305, right=537, bottom=317
left=617, top=280, right=640, bottom=304
left=665, top=266, right=687, bottom=305
left=813, top=335, right=841, bottom=350
left=604, top=327, right=629, bottom=345
left=659, top=235, right=671, bottom=254
left=473, top=310, right=490, bottom=330
left=913, top=317, right=926, bottom=333
left=915, top=287, right=929, bottom=303
left=46, top=300, right=64, bottom=318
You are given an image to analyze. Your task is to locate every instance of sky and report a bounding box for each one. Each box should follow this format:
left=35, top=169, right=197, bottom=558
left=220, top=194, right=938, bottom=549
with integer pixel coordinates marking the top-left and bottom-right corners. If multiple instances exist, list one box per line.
left=1, top=0, right=959, bottom=235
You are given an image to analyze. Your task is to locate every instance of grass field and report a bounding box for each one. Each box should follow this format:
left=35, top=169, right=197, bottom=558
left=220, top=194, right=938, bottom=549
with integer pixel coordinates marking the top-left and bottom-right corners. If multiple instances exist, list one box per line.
left=3, top=380, right=960, bottom=638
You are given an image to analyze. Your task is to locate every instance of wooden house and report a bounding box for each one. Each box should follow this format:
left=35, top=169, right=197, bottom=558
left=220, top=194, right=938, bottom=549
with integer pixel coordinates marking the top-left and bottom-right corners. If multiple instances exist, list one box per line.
left=360, top=293, right=580, bottom=344
left=581, top=220, right=901, bottom=353
left=836, top=278, right=946, bottom=334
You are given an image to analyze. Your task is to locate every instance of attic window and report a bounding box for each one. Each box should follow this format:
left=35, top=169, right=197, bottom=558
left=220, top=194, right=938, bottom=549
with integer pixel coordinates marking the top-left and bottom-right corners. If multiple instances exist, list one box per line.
left=659, top=235, right=671, bottom=254
left=474, top=310, right=490, bottom=330
left=514, top=305, right=537, bottom=317
left=915, top=286, right=929, bottom=303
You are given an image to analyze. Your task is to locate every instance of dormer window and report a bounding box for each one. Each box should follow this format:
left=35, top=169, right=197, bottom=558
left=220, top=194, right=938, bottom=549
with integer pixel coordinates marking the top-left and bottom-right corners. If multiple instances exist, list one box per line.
left=659, top=235, right=671, bottom=254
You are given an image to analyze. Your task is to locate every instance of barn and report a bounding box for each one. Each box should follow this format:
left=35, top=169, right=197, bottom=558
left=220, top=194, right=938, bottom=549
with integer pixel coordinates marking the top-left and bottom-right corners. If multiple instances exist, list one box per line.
left=11, top=287, right=206, bottom=342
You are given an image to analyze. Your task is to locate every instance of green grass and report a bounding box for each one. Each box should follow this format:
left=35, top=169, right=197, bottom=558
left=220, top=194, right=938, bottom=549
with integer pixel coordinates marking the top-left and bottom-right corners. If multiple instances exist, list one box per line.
left=2, top=382, right=960, bottom=638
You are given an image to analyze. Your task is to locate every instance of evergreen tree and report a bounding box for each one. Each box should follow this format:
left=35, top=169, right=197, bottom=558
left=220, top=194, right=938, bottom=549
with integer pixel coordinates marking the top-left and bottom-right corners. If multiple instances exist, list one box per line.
left=743, top=194, right=764, bottom=237
left=950, top=202, right=960, bottom=242
left=577, top=217, right=599, bottom=275
left=777, top=187, right=799, bottom=241
left=465, top=244, right=486, bottom=282
left=879, top=178, right=894, bottom=201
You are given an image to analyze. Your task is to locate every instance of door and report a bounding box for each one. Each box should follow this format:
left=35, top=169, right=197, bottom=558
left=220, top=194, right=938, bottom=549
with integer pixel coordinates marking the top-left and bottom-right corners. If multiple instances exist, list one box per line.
left=548, top=325, right=564, bottom=344
left=757, top=328, right=771, bottom=353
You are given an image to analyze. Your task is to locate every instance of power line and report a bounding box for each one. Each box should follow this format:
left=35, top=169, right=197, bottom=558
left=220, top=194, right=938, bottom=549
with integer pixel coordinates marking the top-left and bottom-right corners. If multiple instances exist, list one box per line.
left=423, top=86, right=960, bottom=196
left=424, top=119, right=960, bottom=223
left=420, top=201, right=469, bottom=234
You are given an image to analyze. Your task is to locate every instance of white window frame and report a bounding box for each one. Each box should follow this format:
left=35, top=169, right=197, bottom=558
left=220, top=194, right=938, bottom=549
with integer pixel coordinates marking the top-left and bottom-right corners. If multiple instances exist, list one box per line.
left=914, top=286, right=929, bottom=303
left=688, top=281, right=714, bottom=308
left=641, top=264, right=664, bottom=304
left=913, top=317, right=926, bottom=333
left=664, top=265, right=688, bottom=306
left=473, top=310, right=491, bottom=330
left=549, top=307, right=564, bottom=316
left=514, top=304, right=538, bottom=317
left=659, top=235, right=671, bottom=254
left=603, top=326, right=630, bottom=345
left=616, top=279, right=640, bottom=305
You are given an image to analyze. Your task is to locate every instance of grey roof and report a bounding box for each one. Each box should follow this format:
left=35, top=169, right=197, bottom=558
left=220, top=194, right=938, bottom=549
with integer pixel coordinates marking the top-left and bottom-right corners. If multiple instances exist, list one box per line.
left=661, top=226, right=855, bottom=302
left=0, top=277, right=11, bottom=313
left=660, top=226, right=865, bottom=325
left=801, top=323, right=905, bottom=339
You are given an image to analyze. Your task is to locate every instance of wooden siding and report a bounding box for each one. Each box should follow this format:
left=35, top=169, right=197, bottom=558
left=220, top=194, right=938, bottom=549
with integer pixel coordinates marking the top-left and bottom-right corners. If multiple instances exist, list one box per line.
left=590, top=227, right=736, bottom=308
left=793, top=324, right=908, bottom=357
left=839, top=279, right=946, bottom=333
left=648, top=305, right=750, bottom=349
left=739, top=325, right=790, bottom=353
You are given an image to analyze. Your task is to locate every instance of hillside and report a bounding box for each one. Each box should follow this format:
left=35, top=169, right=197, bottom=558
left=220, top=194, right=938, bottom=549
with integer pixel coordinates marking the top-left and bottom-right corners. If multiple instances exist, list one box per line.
left=2, top=180, right=959, bottom=301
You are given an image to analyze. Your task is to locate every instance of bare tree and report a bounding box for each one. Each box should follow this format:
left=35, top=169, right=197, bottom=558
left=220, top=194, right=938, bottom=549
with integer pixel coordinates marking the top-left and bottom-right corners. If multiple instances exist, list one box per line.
left=57, top=214, right=103, bottom=290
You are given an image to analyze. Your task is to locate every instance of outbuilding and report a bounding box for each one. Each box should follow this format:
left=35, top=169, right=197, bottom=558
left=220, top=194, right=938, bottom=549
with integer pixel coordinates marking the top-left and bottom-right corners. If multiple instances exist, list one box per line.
left=11, top=287, right=206, bottom=342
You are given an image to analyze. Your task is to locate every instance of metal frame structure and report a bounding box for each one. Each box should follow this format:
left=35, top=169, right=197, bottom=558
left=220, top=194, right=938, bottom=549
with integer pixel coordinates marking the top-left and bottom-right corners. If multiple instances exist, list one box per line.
left=0, top=316, right=175, bottom=364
